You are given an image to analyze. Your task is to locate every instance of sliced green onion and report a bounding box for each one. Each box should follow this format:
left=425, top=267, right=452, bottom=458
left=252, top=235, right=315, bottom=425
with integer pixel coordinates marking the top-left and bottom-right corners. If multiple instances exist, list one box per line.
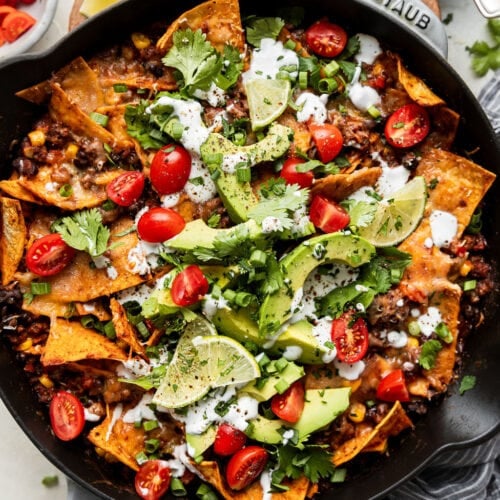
left=103, top=321, right=116, bottom=340
left=170, top=477, right=187, bottom=497
left=89, top=112, right=109, bottom=127
left=223, top=289, right=236, bottom=302
left=144, top=438, right=160, bottom=453
left=463, top=279, right=477, bottom=292
left=232, top=132, right=246, bottom=147
left=136, top=321, right=150, bottom=339
left=58, top=184, right=73, bottom=197
left=367, top=105, right=381, bottom=119
left=135, top=451, right=148, bottom=465
left=323, top=60, right=340, bottom=77
left=203, top=152, right=223, bottom=167
left=284, top=39, right=296, bottom=50
left=331, top=468, right=347, bottom=483
left=257, top=352, right=271, bottom=369
left=318, top=77, right=338, bottom=94
left=408, top=321, right=421, bottom=336
left=234, top=291, right=255, bottom=307
left=113, top=83, right=128, bottom=93
left=196, top=483, right=218, bottom=500
left=143, top=420, right=159, bottom=432
left=249, top=249, right=267, bottom=267
left=41, top=475, right=59, bottom=488
left=236, top=167, right=251, bottom=183
left=31, top=282, right=51, bottom=295
left=298, top=70, right=308, bottom=89
left=275, top=357, right=289, bottom=373
left=274, top=378, right=291, bottom=394
left=435, top=322, right=453, bottom=344
left=276, top=70, right=292, bottom=81
left=166, top=119, right=184, bottom=140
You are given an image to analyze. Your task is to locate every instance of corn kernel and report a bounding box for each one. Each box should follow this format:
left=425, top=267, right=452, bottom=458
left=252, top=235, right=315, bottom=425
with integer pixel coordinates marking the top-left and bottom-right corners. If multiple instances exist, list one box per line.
left=460, top=260, right=473, bottom=277
left=65, top=143, right=79, bottom=160
left=348, top=402, right=366, bottom=423
left=39, top=374, right=54, bottom=389
left=95, top=447, right=106, bottom=457
left=28, top=130, right=46, bottom=147
left=131, top=32, right=151, bottom=50
left=407, top=337, right=420, bottom=349
left=18, top=338, right=33, bottom=351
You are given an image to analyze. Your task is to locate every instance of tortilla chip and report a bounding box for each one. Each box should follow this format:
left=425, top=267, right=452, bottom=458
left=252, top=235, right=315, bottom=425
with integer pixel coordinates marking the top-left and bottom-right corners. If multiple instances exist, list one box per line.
left=18, top=167, right=126, bottom=210
left=25, top=218, right=146, bottom=305
left=397, top=57, right=445, bottom=107
left=333, top=401, right=413, bottom=466
left=311, top=167, right=382, bottom=201
left=22, top=298, right=111, bottom=321
left=110, top=298, right=148, bottom=358
left=41, top=318, right=127, bottom=366
left=196, top=460, right=310, bottom=500
left=0, top=179, right=43, bottom=204
left=156, top=0, right=245, bottom=54
left=0, top=197, right=27, bottom=285
left=87, top=407, right=145, bottom=471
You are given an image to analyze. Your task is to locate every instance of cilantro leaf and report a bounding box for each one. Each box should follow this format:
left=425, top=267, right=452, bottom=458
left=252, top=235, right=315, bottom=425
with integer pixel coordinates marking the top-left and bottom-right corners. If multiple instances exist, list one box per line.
left=214, top=45, right=244, bottom=91
left=52, top=208, right=110, bottom=257
left=466, top=19, right=500, bottom=77
left=418, top=339, right=442, bottom=370
left=342, top=199, right=377, bottom=228
left=162, top=29, right=222, bottom=93
left=459, top=375, right=476, bottom=395
left=125, top=99, right=170, bottom=150
left=119, top=365, right=167, bottom=390
left=246, top=17, right=285, bottom=47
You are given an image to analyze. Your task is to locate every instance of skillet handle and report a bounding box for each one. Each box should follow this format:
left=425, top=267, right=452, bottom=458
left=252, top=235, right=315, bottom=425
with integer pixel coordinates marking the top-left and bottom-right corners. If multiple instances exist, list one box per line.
left=360, top=0, right=448, bottom=58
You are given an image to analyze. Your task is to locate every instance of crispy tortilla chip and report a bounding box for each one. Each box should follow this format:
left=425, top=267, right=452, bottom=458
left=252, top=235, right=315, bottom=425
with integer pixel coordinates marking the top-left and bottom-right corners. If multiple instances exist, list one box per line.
left=397, top=57, right=445, bottom=107
left=87, top=407, right=145, bottom=471
left=41, top=318, right=127, bottom=366
left=25, top=218, right=146, bottom=305
left=196, top=460, right=310, bottom=500
left=0, top=197, right=26, bottom=285
left=311, top=167, right=382, bottom=201
left=110, top=298, right=148, bottom=358
left=0, top=179, right=43, bottom=204
left=156, top=0, right=245, bottom=54
left=18, top=166, right=126, bottom=210
left=22, top=298, right=111, bottom=320
left=333, top=401, right=413, bottom=466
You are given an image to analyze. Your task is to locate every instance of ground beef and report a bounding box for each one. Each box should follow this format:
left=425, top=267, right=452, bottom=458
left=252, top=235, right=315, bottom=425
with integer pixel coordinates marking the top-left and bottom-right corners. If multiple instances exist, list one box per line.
left=367, top=288, right=410, bottom=329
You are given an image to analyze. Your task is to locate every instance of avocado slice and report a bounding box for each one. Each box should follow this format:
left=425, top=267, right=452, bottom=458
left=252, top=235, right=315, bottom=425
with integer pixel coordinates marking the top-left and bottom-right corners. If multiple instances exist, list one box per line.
left=245, top=387, right=351, bottom=444
left=259, top=233, right=375, bottom=335
left=241, top=360, right=305, bottom=402
left=200, top=123, right=292, bottom=223
left=186, top=426, right=217, bottom=458
left=212, top=307, right=328, bottom=364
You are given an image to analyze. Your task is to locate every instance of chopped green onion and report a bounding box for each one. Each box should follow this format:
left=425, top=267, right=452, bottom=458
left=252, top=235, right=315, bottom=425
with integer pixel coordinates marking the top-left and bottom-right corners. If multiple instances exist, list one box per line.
left=234, top=291, right=255, bottom=307
left=298, top=70, right=308, bottom=89
left=323, top=60, right=340, bottom=77
left=136, top=321, right=150, bottom=339
left=284, top=39, right=296, bottom=50
left=463, top=280, right=477, bottom=292
left=31, top=282, right=51, bottom=295
left=276, top=70, right=292, bottom=81
left=135, top=451, right=148, bottom=465
left=166, top=119, right=184, bottom=140
left=435, top=322, right=453, bottom=344
left=331, top=468, right=347, bottom=483
left=257, top=352, right=271, bottom=369
left=170, top=477, right=187, bottom=497
left=236, top=166, right=251, bottom=183
left=408, top=321, right=421, bottom=336
left=367, top=105, right=381, bottom=119
left=275, top=357, right=289, bottom=373
left=103, top=321, right=116, bottom=340
left=274, top=378, right=291, bottom=394
left=143, top=420, right=159, bottom=432
left=223, top=289, right=236, bottom=303
left=196, top=483, right=218, bottom=500
left=89, top=112, right=109, bottom=127
left=58, top=184, right=73, bottom=197
left=41, top=475, right=59, bottom=488
left=113, top=83, right=128, bottom=93
left=249, top=249, right=267, bottom=267
left=318, top=77, right=338, bottom=94
left=144, top=438, right=160, bottom=453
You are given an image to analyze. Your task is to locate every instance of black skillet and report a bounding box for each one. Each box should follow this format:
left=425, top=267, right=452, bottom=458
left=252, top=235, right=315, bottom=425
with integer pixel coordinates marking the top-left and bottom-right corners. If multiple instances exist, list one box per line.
left=0, top=0, right=498, bottom=498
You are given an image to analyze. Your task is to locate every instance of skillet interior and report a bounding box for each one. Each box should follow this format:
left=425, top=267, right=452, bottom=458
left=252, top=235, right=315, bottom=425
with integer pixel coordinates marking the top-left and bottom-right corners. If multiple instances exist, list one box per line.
left=0, top=0, right=498, bottom=498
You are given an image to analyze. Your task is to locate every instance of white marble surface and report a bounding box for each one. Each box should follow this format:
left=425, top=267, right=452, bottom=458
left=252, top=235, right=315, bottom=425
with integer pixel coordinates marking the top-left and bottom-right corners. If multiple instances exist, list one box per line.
left=0, top=1, right=495, bottom=498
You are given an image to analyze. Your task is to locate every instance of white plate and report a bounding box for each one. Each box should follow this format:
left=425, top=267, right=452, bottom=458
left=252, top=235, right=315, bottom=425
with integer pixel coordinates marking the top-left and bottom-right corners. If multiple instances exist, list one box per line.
left=0, top=0, right=58, bottom=62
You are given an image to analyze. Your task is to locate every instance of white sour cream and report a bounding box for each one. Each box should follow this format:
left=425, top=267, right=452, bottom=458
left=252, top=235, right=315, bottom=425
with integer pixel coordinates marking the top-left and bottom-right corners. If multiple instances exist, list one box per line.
left=122, top=393, right=157, bottom=424
left=387, top=330, right=408, bottom=348
left=417, top=306, right=443, bottom=337
left=429, top=210, right=458, bottom=248
left=334, top=359, right=366, bottom=380
left=295, top=92, right=329, bottom=123
left=354, top=34, right=382, bottom=65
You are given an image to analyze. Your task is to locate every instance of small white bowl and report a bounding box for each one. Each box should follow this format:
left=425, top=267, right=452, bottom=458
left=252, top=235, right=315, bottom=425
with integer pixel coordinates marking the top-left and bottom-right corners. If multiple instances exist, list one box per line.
left=0, top=0, right=58, bottom=62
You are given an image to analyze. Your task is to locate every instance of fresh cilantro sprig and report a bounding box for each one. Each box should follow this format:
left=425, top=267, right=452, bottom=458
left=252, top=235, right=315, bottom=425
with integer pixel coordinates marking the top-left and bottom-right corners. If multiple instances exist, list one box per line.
left=459, top=374, right=476, bottom=395
left=162, top=29, right=222, bottom=94
left=52, top=208, right=110, bottom=257
left=245, top=17, right=285, bottom=47
left=466, top=19, right=500, bottom=77
left=418, top=339, right=442, bottom=370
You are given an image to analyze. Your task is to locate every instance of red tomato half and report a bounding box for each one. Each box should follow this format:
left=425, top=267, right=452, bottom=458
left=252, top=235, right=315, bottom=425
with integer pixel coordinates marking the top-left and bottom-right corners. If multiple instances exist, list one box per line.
left=135, top=460, right=172, bottom=500
left=376, top=369, right=410, bottom=402
left=171, top=265, right=209, bottom=307
left=137, top=207, right=186, bottom=243
left=150, top=144, right=191, bottom=195
left=49, top=391, right=85, bottom=441
left=305, top=19, right=348, bottom=58
left=107, top=171, right=145, bottom=207
left=213, top=423, right=247, bottom=456
left=26, top=233, right=76, bottom=277
left=271, top=380, right=305, bottom=423
left=384, top=103, right=430, bottom=148
left=280, top=157, right=314, bottom=188
left=0, top=6, right=16, bottom=23
left=226, top=446, right=269, bottom=491
left=309, top=195, right=350, bottom=233
left=1, top=11, right=35, bottom=43
left=308, top=123, right=343, bottom=163
left=331, top=313, right=369, bottom=364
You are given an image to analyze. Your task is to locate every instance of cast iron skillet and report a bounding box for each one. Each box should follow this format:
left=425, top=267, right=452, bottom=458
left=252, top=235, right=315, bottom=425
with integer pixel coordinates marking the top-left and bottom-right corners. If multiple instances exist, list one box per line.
left=0, top=0, right=498, bottom=498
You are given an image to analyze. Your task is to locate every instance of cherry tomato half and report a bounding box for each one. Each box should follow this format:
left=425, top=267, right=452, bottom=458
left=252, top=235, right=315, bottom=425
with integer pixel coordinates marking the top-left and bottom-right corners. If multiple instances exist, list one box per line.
left=1, top=11, right=35, bottom=43
left=137, top=207, right=186, bottom=243
left=376, top=369, right=410, bottom=402
left=226, top=446, right=269, bottom=491
left=331, top=312, right=369, bottom=364
left=171, top=265, right=209, bottom=307
left=26, top=233, right=76, bottom=277
left=271, top=380, right=305, bottom=423
left=135, top=460, right=172, bottom=500
left=280, top=157, right=314, bottom=189
left=150, top=144, right=191, bottom=195
left=107, top=171, right=145, bottom=207
left=305, top=19, right=348, bottom=58
left=213, top=423, right=247, bottom=456
left=308, top=123, right=344, bottom=163
left=309, top=195, right=350, bottom=233
left=384, top=103, right=430, bottom=149
left=49, top=391, right=85, bottom=441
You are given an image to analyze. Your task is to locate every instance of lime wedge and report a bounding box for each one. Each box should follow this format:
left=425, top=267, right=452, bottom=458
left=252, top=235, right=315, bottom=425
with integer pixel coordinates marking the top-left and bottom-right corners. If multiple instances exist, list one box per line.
left=80, top=0, right=120, bottom=17
left=245, top=78, right=291, bottom=130
left=153, top=322, right=260, bottom=408
left=357, top=176, right=426, bottom=247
